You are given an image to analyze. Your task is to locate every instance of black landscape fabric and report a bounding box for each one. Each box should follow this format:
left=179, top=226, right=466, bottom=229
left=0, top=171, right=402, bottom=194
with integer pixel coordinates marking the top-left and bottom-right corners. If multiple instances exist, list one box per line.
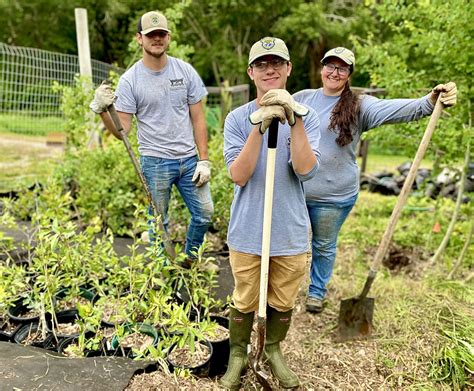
left=0, top=341, right=153, bottom=390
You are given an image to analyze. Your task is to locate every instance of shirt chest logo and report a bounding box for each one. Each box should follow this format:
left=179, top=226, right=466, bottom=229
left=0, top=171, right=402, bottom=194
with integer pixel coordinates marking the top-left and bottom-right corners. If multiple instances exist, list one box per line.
left=170, top=78, right=185, bottom=87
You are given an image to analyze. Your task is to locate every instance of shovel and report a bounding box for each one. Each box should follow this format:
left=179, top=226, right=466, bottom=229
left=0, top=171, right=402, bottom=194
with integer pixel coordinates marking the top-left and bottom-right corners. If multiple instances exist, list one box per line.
left=250, top=118, right=279, bottom=391
left=338, top=97, right=444, bottom=340
left=106, top=103, right=176, bottom=259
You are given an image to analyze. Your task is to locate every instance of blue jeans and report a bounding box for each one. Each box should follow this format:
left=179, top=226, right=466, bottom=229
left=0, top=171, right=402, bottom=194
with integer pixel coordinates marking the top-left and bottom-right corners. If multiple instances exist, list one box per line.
left=306, top=194, right=357, bottom=300
left=141, top=155, right=214, bottom=257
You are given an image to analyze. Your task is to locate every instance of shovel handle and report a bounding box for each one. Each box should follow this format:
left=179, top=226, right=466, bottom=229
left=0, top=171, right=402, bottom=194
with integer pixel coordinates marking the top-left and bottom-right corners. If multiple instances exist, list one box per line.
left=107, top=104, right=176, bottom=258
left=251, top=118, right=279, bottom=391
left=370, top=97, right=444, bottom=273
left=258, top=118, right=279, bottom=317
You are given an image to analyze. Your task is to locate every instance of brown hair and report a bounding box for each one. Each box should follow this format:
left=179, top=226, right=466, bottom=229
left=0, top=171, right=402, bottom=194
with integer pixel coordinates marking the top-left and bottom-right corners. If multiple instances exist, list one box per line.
left=328, top=81, right=360, bottom=146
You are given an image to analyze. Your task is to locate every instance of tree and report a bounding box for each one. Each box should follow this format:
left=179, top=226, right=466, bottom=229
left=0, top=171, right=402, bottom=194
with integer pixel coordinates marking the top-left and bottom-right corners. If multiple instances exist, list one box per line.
left=352, top=0, right=473, bottom=161
left=274, top=0, right=376, bottom=90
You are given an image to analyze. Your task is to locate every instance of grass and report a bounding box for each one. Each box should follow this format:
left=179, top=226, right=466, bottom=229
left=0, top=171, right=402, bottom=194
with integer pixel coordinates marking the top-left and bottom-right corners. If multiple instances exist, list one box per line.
left=0, top=133, right=63, bottom=193
left=333, top=189, right=473, bottom=389
left=0, top=113, right=65, bottom=136
left=357, top=152, right=433, bottom=174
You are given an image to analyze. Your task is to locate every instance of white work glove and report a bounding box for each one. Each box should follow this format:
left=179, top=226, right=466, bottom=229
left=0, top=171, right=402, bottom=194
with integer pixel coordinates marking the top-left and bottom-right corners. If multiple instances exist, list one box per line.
left=249, top=105, right=286, bottom=134
left=259, top=89, right=309, bottom=126
left=192, top=160, right=211, bottom=187
left=430, top=81, right=457, bottom=107
left=89, top=81, right=116, bottom=114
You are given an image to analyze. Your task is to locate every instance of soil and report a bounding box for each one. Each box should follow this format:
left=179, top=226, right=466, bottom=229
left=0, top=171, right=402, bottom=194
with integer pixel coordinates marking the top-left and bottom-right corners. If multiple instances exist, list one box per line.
left=380, top=243, right=431, bottom=279
left=0, top=319, right=20, bottom=334
left=15, top=307, right=41, bottom=319
left=55, top=322, right=80, bottom=336
left=119, top=333, right=154, bottom=351
left=204, top=324, right=229, bottom=342
left=168, top=342, right=211, bottom=368
left=57, top=296, right=90, bottom=310
left=22, top=328, right=47, bottom=345
left=102, top=300, right=126, bottom=324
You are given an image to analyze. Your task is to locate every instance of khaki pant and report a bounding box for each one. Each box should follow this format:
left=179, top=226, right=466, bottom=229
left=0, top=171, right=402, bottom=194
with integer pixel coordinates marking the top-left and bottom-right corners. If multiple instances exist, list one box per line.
left=229, top=249, right=308, bottom=313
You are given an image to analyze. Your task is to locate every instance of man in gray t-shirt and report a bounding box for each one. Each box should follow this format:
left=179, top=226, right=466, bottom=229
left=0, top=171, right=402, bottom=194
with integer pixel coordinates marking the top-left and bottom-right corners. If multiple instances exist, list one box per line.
left=89, top=11, right=214, bottom=269
left=220, top=37, right=321, bottom=390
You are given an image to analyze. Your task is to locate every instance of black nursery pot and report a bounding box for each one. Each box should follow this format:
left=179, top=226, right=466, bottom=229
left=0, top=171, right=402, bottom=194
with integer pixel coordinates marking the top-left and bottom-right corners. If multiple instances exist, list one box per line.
left=57, top=336, right=103, bottom=357
left=167, top=339, right=213, bottom=378
left=55, top=287, right=96, bottom=317
left=46, top=309, right=86, bottom=350
left=208, top=315, right=230, bottom=377
left=110, top=323, right=159, bottom=358
left=0, top=318, right=22, bottom=342
left=47, top=310, right=81, bottom=337
left=8, top=300, right=41, bottom=324
left=14, top=322, right=54, bottom=350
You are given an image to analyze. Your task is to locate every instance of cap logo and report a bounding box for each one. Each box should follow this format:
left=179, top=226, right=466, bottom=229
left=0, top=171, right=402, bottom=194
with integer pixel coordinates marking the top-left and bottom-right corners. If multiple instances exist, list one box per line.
left=151, top=16, right=159, bottom=25
left=261, top=38, right=276, bottom=50
left=334, top=47, right=345, bottom=54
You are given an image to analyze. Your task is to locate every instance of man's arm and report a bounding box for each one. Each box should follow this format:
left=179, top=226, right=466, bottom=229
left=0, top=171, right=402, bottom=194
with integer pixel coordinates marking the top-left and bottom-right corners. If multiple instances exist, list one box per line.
left=189, top=101, right=209, bottom=160
left=229, top=126, right=264, bottom=187
left=99, top=111, right=133, bottom=140
left=290, top=117, right=317, bottom=175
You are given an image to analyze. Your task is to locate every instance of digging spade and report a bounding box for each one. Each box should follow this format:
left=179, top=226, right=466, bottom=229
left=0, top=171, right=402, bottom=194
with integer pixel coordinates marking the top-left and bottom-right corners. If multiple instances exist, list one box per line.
left=106, top=103, right=176, bottom=259
left=249, top=118, right=280, bottom=391
left=338, top=96, right=444, bottom=340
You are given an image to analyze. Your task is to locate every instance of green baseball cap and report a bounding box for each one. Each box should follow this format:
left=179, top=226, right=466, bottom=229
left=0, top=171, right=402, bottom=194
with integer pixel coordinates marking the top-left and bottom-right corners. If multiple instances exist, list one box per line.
left=248, top=37, right=290, bottom=65
left=321, top=47, right=355, bottom=66
left=138, top=11, right=170, bottom=34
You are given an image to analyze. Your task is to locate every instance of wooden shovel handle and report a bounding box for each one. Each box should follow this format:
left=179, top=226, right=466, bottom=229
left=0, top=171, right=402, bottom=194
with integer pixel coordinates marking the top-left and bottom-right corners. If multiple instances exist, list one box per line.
left=107, top=104, right=176, bottom=258
left=257, top=118, right=279, bottom=318
left=370, top=97, right=444, bottom=272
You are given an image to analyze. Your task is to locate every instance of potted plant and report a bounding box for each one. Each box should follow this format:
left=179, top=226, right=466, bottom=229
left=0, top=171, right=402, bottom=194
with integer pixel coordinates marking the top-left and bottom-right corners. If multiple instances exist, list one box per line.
left=110, top=322, right=159, bottom=358
left=164, top=303, right=214, bottom=377
left=14, top=322, right=54, bottom=349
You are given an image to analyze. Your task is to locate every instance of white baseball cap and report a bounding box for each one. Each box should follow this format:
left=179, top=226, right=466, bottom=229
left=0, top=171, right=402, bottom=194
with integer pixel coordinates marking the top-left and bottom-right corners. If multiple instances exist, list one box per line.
left=321, top=47, right=355, bottom=66
left=248, top=37, right=290, bottom=65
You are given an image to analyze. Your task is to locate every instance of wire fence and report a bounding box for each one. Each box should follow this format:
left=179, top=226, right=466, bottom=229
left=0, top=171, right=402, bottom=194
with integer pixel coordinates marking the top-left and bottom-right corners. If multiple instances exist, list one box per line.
left=0, top=42, right=249, bottom=138
left=0, top=42, right=122, bottom=136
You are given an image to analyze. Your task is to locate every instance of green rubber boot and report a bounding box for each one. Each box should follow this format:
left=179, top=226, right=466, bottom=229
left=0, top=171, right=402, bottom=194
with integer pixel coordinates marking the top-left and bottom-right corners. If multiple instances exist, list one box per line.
left=264, top=307, right=300, bottom=389
left=219, top=307, right=254, bottom=390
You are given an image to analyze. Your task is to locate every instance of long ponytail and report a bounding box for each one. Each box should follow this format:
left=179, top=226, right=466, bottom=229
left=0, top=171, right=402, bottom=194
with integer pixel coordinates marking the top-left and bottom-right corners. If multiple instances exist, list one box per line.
left=328, top=82, right=360, bottom=146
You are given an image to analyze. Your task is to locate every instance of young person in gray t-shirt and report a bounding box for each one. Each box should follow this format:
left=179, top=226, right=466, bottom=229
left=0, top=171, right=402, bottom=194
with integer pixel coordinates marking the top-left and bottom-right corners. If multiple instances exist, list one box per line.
left=89, top=11, right=215, bottom=270
left=292, top=47, right=457, bottom=314
left=220, top=37, right=321, bottom=390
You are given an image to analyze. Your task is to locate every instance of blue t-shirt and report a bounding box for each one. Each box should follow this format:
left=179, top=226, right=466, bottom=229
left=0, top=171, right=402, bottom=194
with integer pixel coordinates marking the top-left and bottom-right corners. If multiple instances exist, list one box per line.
left=115, top=57, right=208, bottom=159
left=293, top=88, right=434, bottom=202
left=224, top=100, right=321, bottom=256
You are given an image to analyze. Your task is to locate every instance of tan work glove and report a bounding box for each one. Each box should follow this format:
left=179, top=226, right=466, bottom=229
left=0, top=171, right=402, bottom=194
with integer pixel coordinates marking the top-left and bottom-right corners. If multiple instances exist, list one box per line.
left=249, top=105, right=286, bottom=134
left=89, top=81, right=116, bottom=114
left=430, top=81, right=457, bottom=107
left=259, top=89, right=309, bottom=126
left=192, top=160, right=211, bottom=187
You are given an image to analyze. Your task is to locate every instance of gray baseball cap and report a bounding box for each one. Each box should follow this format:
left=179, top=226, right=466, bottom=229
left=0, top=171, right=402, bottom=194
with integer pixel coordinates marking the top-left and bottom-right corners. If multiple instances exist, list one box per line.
left=248, top=37, right=290, bottom=65
left=138, top=11, right=170, bottom=34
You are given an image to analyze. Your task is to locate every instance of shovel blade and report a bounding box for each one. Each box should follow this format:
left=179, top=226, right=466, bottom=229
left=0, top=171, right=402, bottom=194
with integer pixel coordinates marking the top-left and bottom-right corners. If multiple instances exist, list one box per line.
left=338, top=296, right=375, bottom=340
left=249, top=316, right=273, bottom=390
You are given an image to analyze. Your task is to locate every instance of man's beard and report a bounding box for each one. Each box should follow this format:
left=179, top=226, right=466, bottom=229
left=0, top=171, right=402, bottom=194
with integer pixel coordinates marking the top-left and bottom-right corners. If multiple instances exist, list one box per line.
left=143, top=44, right=168, bottom=59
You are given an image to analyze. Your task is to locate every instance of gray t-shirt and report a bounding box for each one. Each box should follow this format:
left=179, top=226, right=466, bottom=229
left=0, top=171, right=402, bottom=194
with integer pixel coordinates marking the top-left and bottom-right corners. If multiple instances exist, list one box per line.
left=115, top=57, right=208, bottom=159
left=224, top=100, right=321, bottom=256
left=293, top=88, right=434, bottom=202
